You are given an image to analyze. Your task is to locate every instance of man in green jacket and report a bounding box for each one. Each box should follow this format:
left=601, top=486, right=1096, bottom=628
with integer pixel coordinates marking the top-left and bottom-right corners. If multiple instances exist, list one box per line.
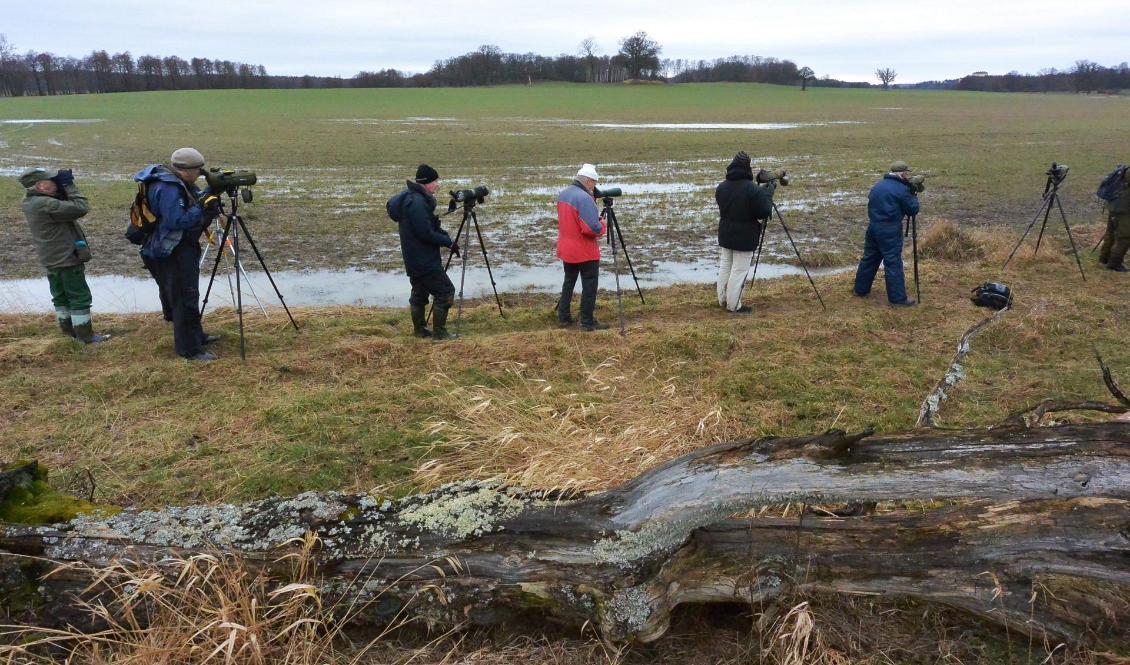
left=1099, top=168, right=1130, bottom=272
left=19, top=167, right=108, bottom=343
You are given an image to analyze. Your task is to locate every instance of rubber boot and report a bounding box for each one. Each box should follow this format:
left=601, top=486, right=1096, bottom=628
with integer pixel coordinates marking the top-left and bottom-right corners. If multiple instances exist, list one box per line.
left=57, top=317, right=75, bottom=338
left=431, top=304, right=460, bottom=341
left=410, top=304, right=432, bottom=338
left=71, top=311, right=109, bottom=345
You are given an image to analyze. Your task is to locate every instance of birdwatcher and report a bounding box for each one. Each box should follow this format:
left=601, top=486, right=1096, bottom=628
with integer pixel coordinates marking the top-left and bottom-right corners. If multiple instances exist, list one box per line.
left=556, top=163, right=608, bottom=331
left=19, top=167, right=109, bottom=344
left=852, top=160, right=921, bottom=307
left=386, top=164, right=460, bottom=341
left=1098, top=167, right=1130, bottom=272
left=715, top=151, right=774, bottom=314
left=135, top=147, right=223, bottom=362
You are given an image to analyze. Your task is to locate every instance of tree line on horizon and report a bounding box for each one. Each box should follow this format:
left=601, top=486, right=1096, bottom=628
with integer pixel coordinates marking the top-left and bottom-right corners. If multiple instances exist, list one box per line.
left=1, top=32, right=1127, bottom=97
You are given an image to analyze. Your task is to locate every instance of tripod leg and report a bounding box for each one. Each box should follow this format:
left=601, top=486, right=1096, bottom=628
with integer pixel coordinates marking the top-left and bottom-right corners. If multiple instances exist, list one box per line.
left=233, top=216, right=246, bottom=360
left=911, top=215, right=921, bottom=303
left=1054, top=194, right=1087, bottom=282
left=607, top=209, right=626, bottom=335
left=1033, top=196, right=1054, bottom=256
left=235, top=215, right=300, bottom=331
left=200, top=216, right=233, bottom=318
left=740, top=219, right=769, bottom=306
left=430, top=213, right=470, bottom=324
left=773, top=203, right=827, bottom=311
left=1004, top=196, right=1051, bottom=269
left=607, top=208, right=645, bottom=304
left=456, top=232, right=469, bottom=332
left=470, top=210, right=505, bottom=317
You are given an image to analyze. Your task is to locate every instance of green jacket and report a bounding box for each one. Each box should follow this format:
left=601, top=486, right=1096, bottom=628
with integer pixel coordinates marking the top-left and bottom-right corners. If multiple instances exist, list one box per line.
left=1111, top=178, right=1130, bottom=216
left=21, top=184, right=90, bottom=270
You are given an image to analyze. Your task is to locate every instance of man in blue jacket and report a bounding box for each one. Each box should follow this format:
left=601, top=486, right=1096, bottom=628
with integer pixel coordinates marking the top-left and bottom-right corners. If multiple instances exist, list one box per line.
left=136, top=148, right=222, bottom=361
left=852, top=161, right=921, bottom=307
left=386, top=164, right=460, bottom=341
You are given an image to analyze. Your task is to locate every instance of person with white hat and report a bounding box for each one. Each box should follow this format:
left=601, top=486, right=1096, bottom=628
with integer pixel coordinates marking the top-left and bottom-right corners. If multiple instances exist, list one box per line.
left=555, top=163, right=608, bottom=331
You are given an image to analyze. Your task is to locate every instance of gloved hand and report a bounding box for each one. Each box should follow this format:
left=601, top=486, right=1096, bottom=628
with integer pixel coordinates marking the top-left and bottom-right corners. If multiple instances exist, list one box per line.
left=53, top=169, right=75, bottom=188
left=450, top=242, right=461, bottom=258
left=764, top=181, right=778, bottom=197
left=201, top=194, right=222, bottom=221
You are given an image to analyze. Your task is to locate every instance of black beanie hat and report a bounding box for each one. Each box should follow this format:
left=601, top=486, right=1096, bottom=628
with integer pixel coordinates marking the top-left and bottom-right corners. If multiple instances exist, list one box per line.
left=730, top=151, right=751, bottom=168
left=725, top=151, right=754, bottom=181
left=414, top=164, right=439, bottom=184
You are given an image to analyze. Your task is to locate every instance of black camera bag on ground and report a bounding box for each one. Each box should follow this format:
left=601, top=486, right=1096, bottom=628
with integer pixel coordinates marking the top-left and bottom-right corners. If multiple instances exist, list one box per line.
left=970, top=282, right=1012, bottom=310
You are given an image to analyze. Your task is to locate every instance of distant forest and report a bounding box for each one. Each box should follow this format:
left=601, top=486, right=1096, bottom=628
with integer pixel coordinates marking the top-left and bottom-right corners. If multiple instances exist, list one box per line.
left=1, top=32, right=1127, bottom=97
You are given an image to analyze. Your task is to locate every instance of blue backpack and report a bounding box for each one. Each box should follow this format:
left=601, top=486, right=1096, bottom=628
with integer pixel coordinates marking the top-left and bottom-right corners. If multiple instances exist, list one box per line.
left=1096, top=165, right=1127, bottom=203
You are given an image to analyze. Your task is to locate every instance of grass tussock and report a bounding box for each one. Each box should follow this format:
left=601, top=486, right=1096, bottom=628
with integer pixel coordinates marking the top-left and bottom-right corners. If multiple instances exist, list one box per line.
left=918, top=219, right=987, bottom=262
left=416, top=357, right=731, bottom=494
left=0, top=535, right=426, bottom=665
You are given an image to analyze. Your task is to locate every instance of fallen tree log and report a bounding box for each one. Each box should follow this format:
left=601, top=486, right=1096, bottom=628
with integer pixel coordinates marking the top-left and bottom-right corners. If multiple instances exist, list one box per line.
left=2, top=423, right=1129, bottom=646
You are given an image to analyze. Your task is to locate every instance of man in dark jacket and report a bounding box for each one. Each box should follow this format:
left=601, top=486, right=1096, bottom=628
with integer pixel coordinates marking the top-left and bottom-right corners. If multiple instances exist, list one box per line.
left=1098, top=168, right=1130, bottom=271
left=715, top=151, right=774, bottom=313
left=387, top=164, right=460, bottom=341
left=19, top=167, right=109, bottom=343
left=137, top=147, right=222, bottom=361
left=852, top=161, right=921, bottom=307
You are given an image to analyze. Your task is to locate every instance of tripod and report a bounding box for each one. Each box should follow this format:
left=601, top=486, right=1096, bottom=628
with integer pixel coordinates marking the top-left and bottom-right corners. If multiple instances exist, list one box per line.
left=436, top=199, right=504, bottom=332
left=201, top=189, right=299, bottom=359
left=903, top=214, right=922, bottom=302
left=600, top=195, right=645, bottom=335
left=747, top=201, right=827, bottom=310
left=1003, top=164, right=1086, bottom=281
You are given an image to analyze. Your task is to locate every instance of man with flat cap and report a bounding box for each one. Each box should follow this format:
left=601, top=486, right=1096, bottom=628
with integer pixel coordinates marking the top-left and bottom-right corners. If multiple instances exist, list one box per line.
left=852, top=160, right=920, bottom=307
left=556, top=163, right=608, bottom=331
left=135, top=147, right=223, bottom=361
left=19, top=166, right=108, bottom=343
left=386, top=164, right=460, bottom=341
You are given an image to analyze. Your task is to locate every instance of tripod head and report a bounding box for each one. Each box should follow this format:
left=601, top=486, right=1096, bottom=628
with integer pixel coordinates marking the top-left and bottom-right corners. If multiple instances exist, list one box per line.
left=1043, top=162, right=1069, bottom=198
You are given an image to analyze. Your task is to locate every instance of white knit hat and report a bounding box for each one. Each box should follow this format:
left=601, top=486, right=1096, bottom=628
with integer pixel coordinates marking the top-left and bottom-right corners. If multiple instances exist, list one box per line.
left=575, top=163, right=600, bottom=181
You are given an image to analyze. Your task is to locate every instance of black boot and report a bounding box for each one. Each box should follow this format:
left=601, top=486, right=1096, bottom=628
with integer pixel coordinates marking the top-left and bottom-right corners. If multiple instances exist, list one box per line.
left=410, top=304, right=432, bottom=338
left=57, top=317, right=75, bottom=338
left=431, top=304, right=460, bottom=341
left=73, top=321, right=110, bottom=345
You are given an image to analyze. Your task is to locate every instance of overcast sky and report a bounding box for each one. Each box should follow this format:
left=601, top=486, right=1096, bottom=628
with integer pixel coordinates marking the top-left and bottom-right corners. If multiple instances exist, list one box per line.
left=2, top=0, right=1127, bottom=83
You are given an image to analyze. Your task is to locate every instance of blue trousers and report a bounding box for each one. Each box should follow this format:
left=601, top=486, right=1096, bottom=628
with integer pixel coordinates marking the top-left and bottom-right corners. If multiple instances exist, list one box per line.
left=155, top=240, right=205, bottom=358
left=853, top=222, right=908, bottom=304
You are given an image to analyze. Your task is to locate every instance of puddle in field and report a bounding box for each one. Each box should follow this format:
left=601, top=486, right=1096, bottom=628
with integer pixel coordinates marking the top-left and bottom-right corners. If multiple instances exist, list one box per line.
left=0, top=260, right=819, bottom=314
left=0, top=118, right=104, bottom=124
left=585, top=121, right=863, bottom=131
left=326, top=117, right=460, bottom=125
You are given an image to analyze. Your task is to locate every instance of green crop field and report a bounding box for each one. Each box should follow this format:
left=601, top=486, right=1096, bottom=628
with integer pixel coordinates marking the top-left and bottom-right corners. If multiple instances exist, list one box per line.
left=1, top=83, right=1128, bottom=278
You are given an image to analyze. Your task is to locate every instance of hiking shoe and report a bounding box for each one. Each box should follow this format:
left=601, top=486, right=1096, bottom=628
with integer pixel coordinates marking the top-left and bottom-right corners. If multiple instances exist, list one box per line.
left=412, top=327, right=433, bottom=338
left=890, top=298, right=917, bottom=308
left=852, top=290, right=869, bottom=298
left=1106, top=263, right=1129, bottom=272
left=729, top=305, right=753, bottom=315
left=185, top=351, right=218, bottom=362
left=558, top=318, right=576, bottom=328
left=581, top=321, right=610, bottom=332
left=433, top=328, right=461, bottom=341
left=202, top=333, right=222, bottom=345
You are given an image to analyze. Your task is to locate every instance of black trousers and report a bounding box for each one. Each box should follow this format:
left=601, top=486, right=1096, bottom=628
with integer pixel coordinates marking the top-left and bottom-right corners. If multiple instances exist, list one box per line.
left=559, top=260, right=599, bottom=325
left=409, top=270, right=456, bottom=313
left=155, top=240, right=205, bottom=358
left=141, top=253, right=173, bottom=321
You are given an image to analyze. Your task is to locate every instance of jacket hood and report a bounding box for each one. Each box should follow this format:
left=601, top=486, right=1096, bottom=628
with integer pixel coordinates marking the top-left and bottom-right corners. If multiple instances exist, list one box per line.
left=134, top=164, right=182, bottom=184
left=725, top=161, right=754, bottom=181
left=406, top=179, right=436, bottom=206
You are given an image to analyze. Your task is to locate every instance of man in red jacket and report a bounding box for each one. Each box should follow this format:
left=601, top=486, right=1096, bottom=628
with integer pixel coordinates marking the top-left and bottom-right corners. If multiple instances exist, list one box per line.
left=556, top=163, right=608, bottom=331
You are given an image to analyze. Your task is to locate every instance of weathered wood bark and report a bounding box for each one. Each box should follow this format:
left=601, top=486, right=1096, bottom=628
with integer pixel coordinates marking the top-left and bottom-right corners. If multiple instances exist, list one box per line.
left=3, top=423, right=1129, bottom=645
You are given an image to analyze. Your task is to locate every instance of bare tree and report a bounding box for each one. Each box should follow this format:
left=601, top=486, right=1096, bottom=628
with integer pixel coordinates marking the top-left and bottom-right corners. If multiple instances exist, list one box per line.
left=1072, top=59, right=1102, bottom=93
left=578, top=37, right=598, bottom=82
left=875, top=67, right=897, bottom=89
left=618, top=31, right=661, bottom=80
left=797, top=66, right=815, bottom=91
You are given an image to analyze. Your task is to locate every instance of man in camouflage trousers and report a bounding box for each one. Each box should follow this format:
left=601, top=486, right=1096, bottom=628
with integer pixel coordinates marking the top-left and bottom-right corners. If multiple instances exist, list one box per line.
left=1099, top=168, right=1130, bottom=272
